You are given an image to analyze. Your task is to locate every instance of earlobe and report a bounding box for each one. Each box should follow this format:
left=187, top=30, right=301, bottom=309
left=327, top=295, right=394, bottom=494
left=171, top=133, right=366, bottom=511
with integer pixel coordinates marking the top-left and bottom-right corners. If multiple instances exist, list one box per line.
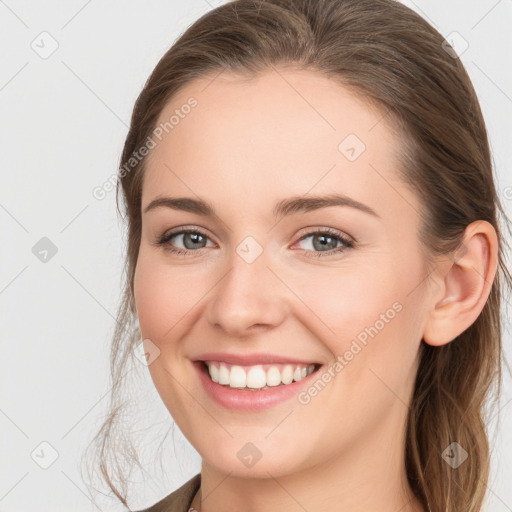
left=422, top=220, right=498, bottom=347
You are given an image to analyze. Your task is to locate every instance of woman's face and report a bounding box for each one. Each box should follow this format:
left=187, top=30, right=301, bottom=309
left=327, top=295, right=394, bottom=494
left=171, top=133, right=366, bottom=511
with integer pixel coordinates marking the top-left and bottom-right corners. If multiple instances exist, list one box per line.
left=134, top=68, right=436, bottom=479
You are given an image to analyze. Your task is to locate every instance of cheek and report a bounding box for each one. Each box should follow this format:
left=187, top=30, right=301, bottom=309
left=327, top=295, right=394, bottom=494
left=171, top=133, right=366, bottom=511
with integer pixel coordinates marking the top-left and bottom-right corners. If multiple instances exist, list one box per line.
left=288, top=257, right=423, bottom=371
left=287, top=264, right=398, bottom=338
left=133, top=250, right=200, bottom=341
left=291, top=264, right=424, bottom=432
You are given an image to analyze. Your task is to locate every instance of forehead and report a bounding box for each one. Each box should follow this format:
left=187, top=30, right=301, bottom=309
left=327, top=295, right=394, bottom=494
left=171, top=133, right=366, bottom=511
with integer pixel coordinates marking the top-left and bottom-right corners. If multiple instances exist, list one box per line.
left=142, top=67, right=413, bottom=220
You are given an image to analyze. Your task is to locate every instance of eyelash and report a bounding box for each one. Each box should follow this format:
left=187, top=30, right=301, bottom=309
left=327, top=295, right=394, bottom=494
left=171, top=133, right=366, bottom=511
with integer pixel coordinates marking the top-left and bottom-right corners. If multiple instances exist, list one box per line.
left=155, top=227, right=355, bottom=259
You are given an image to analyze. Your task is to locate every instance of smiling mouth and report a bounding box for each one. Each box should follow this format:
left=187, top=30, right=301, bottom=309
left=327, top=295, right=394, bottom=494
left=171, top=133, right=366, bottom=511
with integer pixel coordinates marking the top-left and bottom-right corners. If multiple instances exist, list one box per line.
left=198, top=360, right=321, bottom=391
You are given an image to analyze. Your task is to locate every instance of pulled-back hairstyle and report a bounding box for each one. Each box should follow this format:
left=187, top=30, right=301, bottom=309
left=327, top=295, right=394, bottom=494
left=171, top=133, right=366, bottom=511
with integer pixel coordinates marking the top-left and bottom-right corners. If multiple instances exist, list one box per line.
left=82, top=1, right=512, bottom=510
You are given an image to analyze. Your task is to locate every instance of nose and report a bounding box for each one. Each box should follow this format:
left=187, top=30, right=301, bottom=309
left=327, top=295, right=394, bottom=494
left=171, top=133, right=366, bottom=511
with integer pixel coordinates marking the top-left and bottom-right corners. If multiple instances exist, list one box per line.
left=204, top=247, right=290, bottom=338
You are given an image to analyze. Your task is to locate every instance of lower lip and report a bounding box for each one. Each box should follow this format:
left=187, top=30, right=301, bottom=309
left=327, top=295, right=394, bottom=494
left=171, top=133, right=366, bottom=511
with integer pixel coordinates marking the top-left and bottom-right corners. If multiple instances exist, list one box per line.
left=193, top=361, right=321, bottom=411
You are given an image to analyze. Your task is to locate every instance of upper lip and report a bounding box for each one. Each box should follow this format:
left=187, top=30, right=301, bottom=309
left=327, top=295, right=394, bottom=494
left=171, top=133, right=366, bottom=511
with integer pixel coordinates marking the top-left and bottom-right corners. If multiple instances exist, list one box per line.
left=193, top=352, right=320, bottom=366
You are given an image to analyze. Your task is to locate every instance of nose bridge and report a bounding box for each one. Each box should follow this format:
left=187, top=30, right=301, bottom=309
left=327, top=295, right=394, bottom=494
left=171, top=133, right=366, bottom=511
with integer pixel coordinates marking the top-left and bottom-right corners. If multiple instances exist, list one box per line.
left=205, top=236, right=288, bottom=335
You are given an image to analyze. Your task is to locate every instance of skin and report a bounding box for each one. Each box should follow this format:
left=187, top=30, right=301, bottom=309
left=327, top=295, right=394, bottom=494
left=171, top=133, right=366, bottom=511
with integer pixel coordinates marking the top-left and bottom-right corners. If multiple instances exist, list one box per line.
left=133, top=68, right=498, bottom=512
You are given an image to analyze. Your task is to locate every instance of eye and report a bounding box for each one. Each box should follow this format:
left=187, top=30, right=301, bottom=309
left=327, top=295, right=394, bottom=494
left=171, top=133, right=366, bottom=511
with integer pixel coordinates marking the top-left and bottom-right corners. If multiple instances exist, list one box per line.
left=155, top=226, right=355, bottom=258
left=155, top=227, right=215, bottom=256
left=292, top=228, right=355, bottom=258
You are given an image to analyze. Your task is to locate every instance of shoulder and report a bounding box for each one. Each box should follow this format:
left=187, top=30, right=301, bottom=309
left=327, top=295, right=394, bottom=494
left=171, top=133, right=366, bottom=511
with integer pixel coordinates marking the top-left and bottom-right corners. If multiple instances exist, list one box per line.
left=133, top=473, right=201, bottom=512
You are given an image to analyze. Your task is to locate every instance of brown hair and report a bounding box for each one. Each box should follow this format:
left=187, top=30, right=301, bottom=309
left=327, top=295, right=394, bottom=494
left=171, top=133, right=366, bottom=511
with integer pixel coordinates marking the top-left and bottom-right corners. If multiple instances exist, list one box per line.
left=82, top=1, right=512, bottom=510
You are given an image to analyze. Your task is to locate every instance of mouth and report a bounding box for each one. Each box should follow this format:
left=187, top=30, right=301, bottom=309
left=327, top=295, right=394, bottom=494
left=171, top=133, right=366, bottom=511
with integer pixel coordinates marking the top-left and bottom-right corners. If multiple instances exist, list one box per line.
left=197, top=360, right=322, bottom=391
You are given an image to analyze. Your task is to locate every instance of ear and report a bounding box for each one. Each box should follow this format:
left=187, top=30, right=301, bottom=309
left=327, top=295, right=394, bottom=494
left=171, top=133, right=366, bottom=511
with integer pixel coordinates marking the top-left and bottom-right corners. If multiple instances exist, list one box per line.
left=422, top=220, right=499, bottom=347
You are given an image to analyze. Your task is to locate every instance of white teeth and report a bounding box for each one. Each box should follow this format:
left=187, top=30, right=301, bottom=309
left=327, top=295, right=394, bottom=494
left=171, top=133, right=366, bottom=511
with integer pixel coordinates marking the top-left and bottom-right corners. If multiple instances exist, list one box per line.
left=281, top=365, right=294, bottom=385
left=267, top=366, right=282, bottom=387
left=209, top=363, right=219, bottom=383
left=218, top=364, right=229, bottom=385
left=230, top=366, right=246, bottom=388
left=205, top=361, right=317, bottom=389
left=246, top=365, right=267, bottom=389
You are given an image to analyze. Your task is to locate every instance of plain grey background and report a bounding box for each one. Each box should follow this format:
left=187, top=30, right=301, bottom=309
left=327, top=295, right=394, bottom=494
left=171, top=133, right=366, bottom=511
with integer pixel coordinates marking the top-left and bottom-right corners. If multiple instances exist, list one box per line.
left=1, top=0, right=511, bottom=510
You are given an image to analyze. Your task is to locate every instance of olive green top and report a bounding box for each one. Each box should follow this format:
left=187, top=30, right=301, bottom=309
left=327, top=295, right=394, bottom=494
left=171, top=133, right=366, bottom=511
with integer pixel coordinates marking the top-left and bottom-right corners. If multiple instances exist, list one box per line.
left=135, top=473, right=201, bottom=512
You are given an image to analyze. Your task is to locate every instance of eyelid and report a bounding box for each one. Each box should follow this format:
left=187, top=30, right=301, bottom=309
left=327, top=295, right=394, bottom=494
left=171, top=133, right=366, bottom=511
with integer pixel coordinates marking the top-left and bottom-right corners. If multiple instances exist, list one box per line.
left=290, top=227, right=355, bottom=256
left=161, top=225, right=218, bottom=244
left=294, top=225, right=355, bottom=244
left=156, top=225, right=355, bottom=258
left=158, top=226, right=353, bottom=244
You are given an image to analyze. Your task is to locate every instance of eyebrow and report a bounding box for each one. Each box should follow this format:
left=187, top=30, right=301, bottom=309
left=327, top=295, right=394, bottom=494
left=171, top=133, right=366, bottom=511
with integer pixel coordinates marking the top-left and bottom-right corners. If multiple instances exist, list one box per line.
left=143, top=193, right=380, bottom=219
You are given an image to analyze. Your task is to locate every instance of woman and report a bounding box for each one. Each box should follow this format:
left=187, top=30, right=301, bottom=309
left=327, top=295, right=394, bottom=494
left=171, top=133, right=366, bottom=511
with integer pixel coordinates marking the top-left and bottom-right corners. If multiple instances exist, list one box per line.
left=84, top=0, right=512, bottom=511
